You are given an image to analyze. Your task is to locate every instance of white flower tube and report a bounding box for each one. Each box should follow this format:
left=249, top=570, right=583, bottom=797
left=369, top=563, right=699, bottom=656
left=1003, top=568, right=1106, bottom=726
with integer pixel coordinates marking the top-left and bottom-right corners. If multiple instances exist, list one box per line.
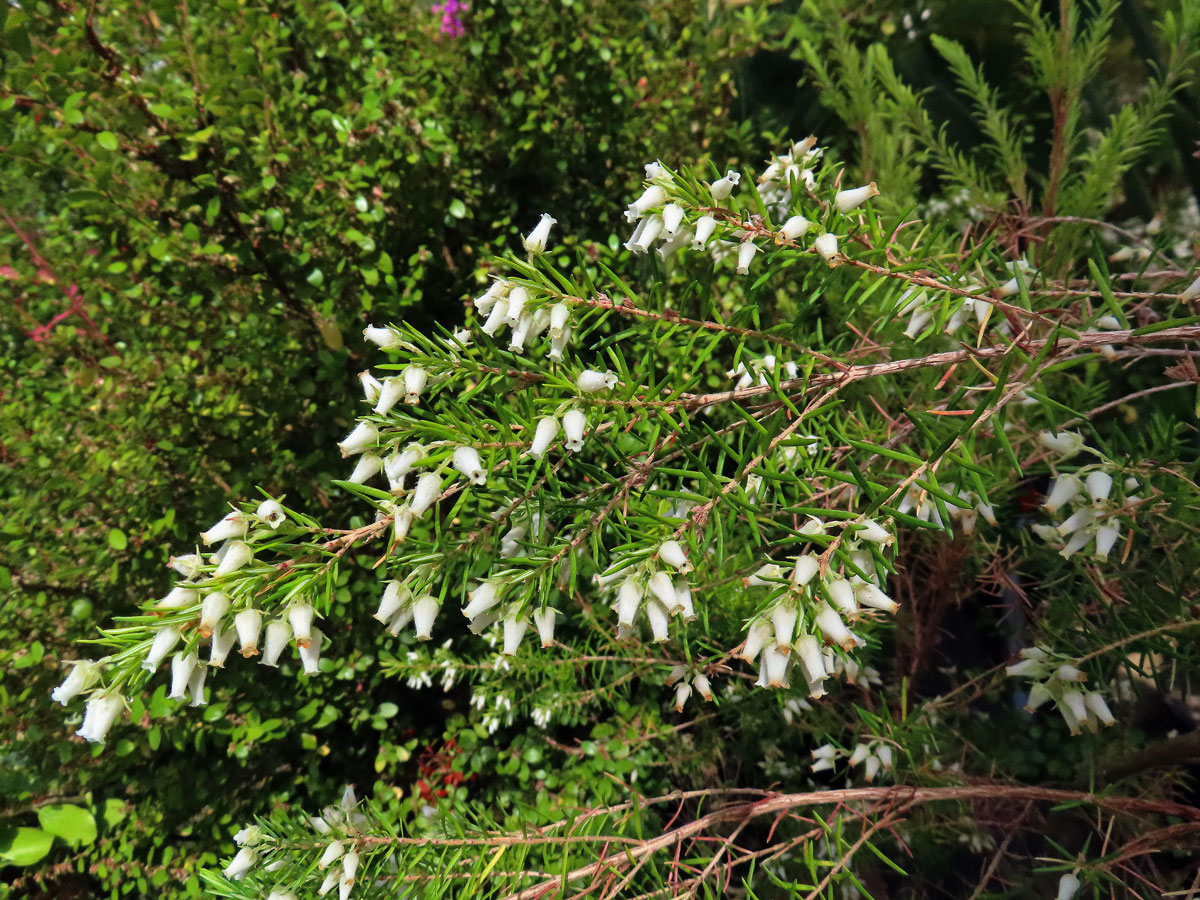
left=791, top=554, right=819, bottom=587
left=673, top=579, right=695, bottom=620
left=855, top=582, right=898, bottom=613
left=761, top=645, right=790, bottom=688
left=474, top=280, right=510, bottom=313
left=453, top=447, right=487, bottom=485
left=318, top=841, right=345, bottom=870
left=1061, top=690, right=1089, bottom=734
left=735, top=241, right=759, bottom=275
left=157, top=586, right=198, bottom=609
left=201, top=511, right=247, bottom=545
left=533, top=608, right=557, bottom=647
left=577, top=369, right=618, bottom=392
left=661, top=203, right=685, bottom=234
left=834, top=182, right=880, bottom=213
left=627, top=184, right=667, bottom=219
left=1043, top=474, right=1082, bottom=513
left=548, top=325, right=571, bottom=360
left=1094, top=523, right=1120, bottom=559
left=215, top=540, right=254, bottom=576
left=740, top=619, right=773, bottom=663
left=1084, top=691, right=1115, bottom=726
left=299, top=627, right=324, bottom=675
left=673, top=681, right=692, bottom=711
left=1024, top=681, right=1052, bottom=712
left=168, top=652, right=197, bottom=700
left=1056, top=873, right=1081, bottom=900
left=235, top=609, right=262, bottom=657
left=342, top=850, right=359, bottom=884
left=657, top=540, right=692, bottom=573
left=410, top=472, right=443, bottom=517
left=168, top=553, right=203, bottom=578
left=362, top=325, right=399, bottom=349
left=463, top=582, right=501, bottom=620
left=780, top=215, right=810, bottom=240
left=403, top=365, right=428, bottom=405
left=1085, top=470, right=1113, bottom=502
left=693, top=673, right=713, bottom=701
left=562, top=409, right=586, bottom=451
left=375, top=581, right=409, bottom=623
left=770, top=602, right=798, bottom=648
left=373, top=377, right=404, bottom=416
left=412, top=595, right=439, bottom=640
left=692, top=215, right=717, bottom=250
left=393, top=505, right=415, bottom=542
left=529, top=416, right=559, bottom=459
left=546, top=303, right=571, bottom=342
left=523, top=214, right=557, bottom=254
left=502, top=615, right=529, bottom=655
left=348, top=453, right=382, bottom=485
left=481, top=297, right=510, bottom=336
left=52, top=660, right=100, bottom=706
left=260, top=620, right=292, bottom=666
left=815, top=605, right=854, bottom=649
left=643, top=597, right=669, bottom=643
left=813, top=232, right=840, bottom=265
left=288, top=603, right=315, bottom=647
left=210, top=624, right=235, bottom=667
left=826, top=578, right=857, bottom=616
left=633, top=215, right=664, bottom=253
left=795, top=635, right=826, bottom=684
left=77, top=691, right=124, bottom=744
left=359, top=371, right=382, bottom=403
left=710, top=170, right=741, bottom=202
left=1039, top=430, right=1084, bottom=455
left=188, top=664, right=207, bottom=707
left=647, top=571, right=676, bottom=607
left=616, top=579, right=643, bottom=627
left=384, top=444, right=425, bottom=490
left=338, top=422, right=379, bottom=457
left=142, top=626, right=181, bottom=672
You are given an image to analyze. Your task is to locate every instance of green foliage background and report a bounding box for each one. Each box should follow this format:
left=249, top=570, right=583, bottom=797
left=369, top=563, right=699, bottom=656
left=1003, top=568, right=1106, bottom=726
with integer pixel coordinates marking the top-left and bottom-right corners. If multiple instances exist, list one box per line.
left=3, top=0, right=1200, bottom=897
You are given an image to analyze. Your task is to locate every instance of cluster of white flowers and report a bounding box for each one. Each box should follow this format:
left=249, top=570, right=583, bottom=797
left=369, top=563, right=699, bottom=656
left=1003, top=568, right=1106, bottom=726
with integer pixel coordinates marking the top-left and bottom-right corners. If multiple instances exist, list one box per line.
left=1006, top=647, right=1116, bottom=735
left=1033, top=465, right=1130, bottom=560
left=739, top=517, right=898, bottom=697
left=892, top=259, right=1034, bottom=341
left=620, top=143, right=876, bottom=276
left=472, top=277, right=573, bottom=358
left=223, top=787, right=367, bottom=898
left=595, top=539, right=697, bottom=648
left=665, top=664, right=714, bottom=712
left=896, top=482, right=997, bottom=534
left=810, top=739, right=896, bottom=781
left=53, top=498, right=325, bottom=744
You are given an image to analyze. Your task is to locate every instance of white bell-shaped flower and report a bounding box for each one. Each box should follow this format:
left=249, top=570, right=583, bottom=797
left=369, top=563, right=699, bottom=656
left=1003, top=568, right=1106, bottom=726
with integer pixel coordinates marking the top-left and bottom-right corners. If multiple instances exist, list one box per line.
left=168, top=553, right=204, bottom=578
left=814, top=604, right=854, bottom=649
left=201, top=511, right=247, bottom=545
left=384, top=444, right=425, bottom=491
left=523, top=213, right=557, bottom=254
left=693, top=673, right=713, bottom=701
left=502, top=615, right=529, bottom=655
left=548, top=303, right=570, bottom=341
left=562, top=408, right=586, bottom=451
left=299, top=627, right=324, bottom=675
left=409, top=472, right=443, bottom=517
left=373, top=378, right=404, bottom=415
left=1043, top=474, right=1082, bottom=513
left=188, top=664, right=207, bottom=707
left=661, top=203, right=685, bottom=234
left=673, top=681, right=692, bottom=711
left=657, top=540, right=691, bottom=573
left=403, top=365, right=428, bottom=405
left=740, top=619, right=773, bottom=663
left=463, top=581, right=501, bottom=620
left=412, top=595, right=439, bottom=640
left=52, top=660, right=100, bottom=706
left=338, top=422, right=379, bottom=457
left=1094, top=523, right=1120, bottom=560
left=780, top=215, right=810, bottom=240
left=362, top=325, right=399, bottom=349
left=710, top=170, right=741, bottom=202
left=616, top=579, right=643, bottom=627
left=813, top=232, right=840, bottom=265
left=770, top=601, right=798, bottom=648
left=474, top=280, right=510, bottom=313
left=529, top=416, right=559, bottom=459
left=157, top=586, right=198, bottom=609
left=348, top=453, right=382, bottom=485
left=76, top=691, right=124, bottom=744
left=506, top=286, right=529, bottom=325
left=735, top=241, right=759, bottom=275
left=168, top=652, right=197, bottom=700
left=834, top=182, right=880, bottom=213
left=375, top=581, right=409, bottom=623
left=453, top=446, right=487, bottom=485
left=1085, top=470, right=1112, bottom=502
left=626, top=185, right=667, bottom=220
left=481, top=297, right=510, bottom=336
left=791, top=554, right=819, bottom=587
left=210, top=624, right=235, bottom=667
left=235, top=609, right=263, bottom=657
left=533, top=608, right=557, bottom=647
left=692, top=215, right=718, bottom=250
left=826, top=577, right=857, bottom=616
left=288, top=603, right=315, bottom=648
left=577, top=369, right=618, bottom=392
left=318, top=841, right=345, bottom=870
left=855, top=582, right=898, bottom=613
left=215, top=540, right=253, bottom=576
left=646, top=597, right=671, bottom=643
left=359, top=371, right=382, bottom=403
left=255, top=499, right=286, bottom=529
left=142, top=626, right=181, bottom=672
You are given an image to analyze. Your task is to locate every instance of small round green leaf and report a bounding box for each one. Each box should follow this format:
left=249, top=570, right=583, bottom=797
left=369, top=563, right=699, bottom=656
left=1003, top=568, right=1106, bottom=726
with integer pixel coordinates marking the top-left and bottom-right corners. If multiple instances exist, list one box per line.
left=96, top=131, right=119, bottom=151
left=37, top=804, right=97, bottom=848
left=108, top=528, right=128, bottom=551
left=0, top=827, right=55, bottom=866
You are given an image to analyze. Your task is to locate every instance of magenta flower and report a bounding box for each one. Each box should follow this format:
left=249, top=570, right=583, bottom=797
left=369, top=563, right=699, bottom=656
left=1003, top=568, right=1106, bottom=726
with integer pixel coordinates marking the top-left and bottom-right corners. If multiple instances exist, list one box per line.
left=432, top=0, right=468, bottom=37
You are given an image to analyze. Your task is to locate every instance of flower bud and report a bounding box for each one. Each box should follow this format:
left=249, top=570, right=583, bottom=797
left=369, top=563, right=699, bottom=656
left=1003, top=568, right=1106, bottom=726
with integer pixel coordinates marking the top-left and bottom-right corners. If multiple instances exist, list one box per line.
left=168, top=652, right=197, bottom=700
left=52, top=660, right=100, bottom=706
left=533, top=607, right=557, bottom=647
left=338, top=422, right=379, bottom=457
left=1056, top=873, right=1081, bottom=900
left=235, top=609, right=263, bottom=657
left=529, top=416, right=559, bottom=459
left=77, top=691, right=124, bottom=744
left=1085, top=470, right=1112, bottom=502
left=453, top=446, right=487, bottom=485
left=286, top=603, right=315, bottom=648
left=834, top=182, right=880, bottom=213
left=673, top=681, right=692, bottom=711
left=1056, top=664, right=1086, bottom=682
left=693, top=673, right=713, bottom=701
left=791, top=554, right=820, bottom=587
left=692, top=215, right=718, bottom=250
left=410, top=472, right=443, bottom=518
left=359, top=371, right=382, bottom=403
left=673, top=578, right=695, bottom=620
left=372, top=377, right=404, bottom=416
left=393, top=504, right=415, bottom=542
left=215, top=540, right=254, bottom=576
left=142, top=626, right=181, bottom=672
left=412, top=595, right=439, bottom=640
left=780, top=215, right=810, bottom=240
left=856, top=519, right=892, bottom=543
left=256, top=499, right=286, bottom=529
left=201, top=511, right=247, bottom=545
left=1024, top=681, right=1052, bottom=712
left=735, top=241, right=759, bottom=275
left=814, top=233, right=840, bottom=265
left=169, top=554, right=204, bottom=578
left=523, top=213, right=557, bottom=254
left=363, top=325, right=399, bottom=349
